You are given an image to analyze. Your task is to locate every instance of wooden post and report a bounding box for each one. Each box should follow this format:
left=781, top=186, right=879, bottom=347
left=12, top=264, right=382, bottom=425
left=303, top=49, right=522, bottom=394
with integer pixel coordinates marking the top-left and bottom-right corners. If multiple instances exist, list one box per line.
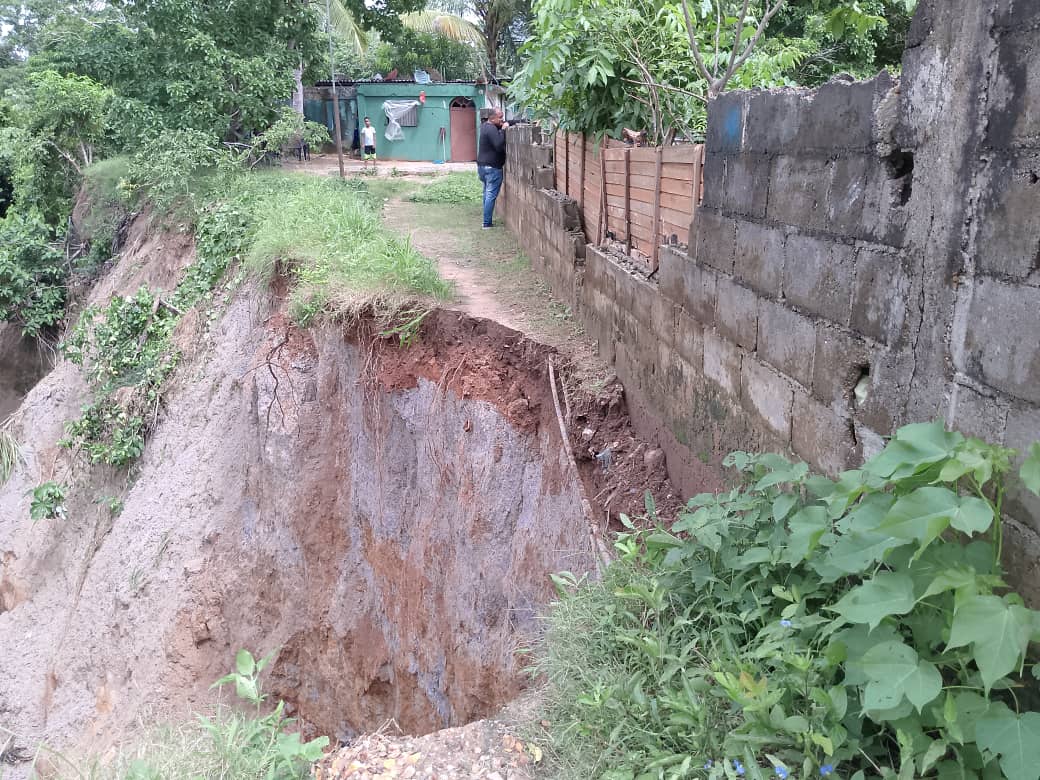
left=689, top=145, right=704, bottom=245
left=578, top=133, right=586, bottom=211
left=624, top=149, right=631, bottom=254
left=651, top=146, right=664, bottom=270
left=563, top=132, right=570, bottom=197
left=598, top=144, right=607, bottom=244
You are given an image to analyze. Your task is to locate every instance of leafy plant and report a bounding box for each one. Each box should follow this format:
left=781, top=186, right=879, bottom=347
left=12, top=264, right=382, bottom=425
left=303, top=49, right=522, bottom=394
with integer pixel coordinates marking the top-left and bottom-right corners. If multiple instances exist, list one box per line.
left=83, top=649, right=329, bottom=779
left=30, top=481, right=66, bottom=521
left=539, top=422, right=1040, bottom=780
left=204, top=649, right=329, bottom=777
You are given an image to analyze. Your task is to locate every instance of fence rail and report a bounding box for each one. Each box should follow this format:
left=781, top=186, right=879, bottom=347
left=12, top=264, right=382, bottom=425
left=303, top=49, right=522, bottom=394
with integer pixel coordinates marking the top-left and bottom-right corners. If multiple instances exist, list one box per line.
left=553, top=131, right=705, bottom=271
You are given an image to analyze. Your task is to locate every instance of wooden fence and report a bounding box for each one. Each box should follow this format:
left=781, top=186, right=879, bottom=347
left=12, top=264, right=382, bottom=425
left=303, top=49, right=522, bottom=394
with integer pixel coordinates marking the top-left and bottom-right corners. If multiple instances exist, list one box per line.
left=553, top=131, right=706, bottom=271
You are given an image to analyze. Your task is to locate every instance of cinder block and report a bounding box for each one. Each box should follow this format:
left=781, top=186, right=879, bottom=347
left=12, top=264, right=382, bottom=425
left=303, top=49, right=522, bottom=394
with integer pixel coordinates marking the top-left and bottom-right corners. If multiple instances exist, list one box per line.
left=801, top=76, right=888, bottom=152
left=813, top=325, right=873, bottom=407
left=693, top=209, right=737, bottom=274
left=962, top=277, right=1040, bottom=404
left=733, top=220, right=786, bottom=296
left=825, top=154, right=873, bottom=237
left=791, top=390, right=857, bottom=476
left=974, top=151, right=1040, bottom=279
left=716, top=277, right=759, bottom=350
left=675, top=309, right=704, bottom=368
left=741, top=357, right=794, bottom=439
left=706, top=91, right=748, bottom=153
left=986, top=28, right=1040, bottom=148
left=782, top=235, right=855, bottom=326
left=766, top=155, right=829, bottom=231
left=721, top=154, right=771, bottom=219
left=757, top=299, right=816, bottom=388
left=703, top=327, right=743, bottom=397
left=851, top=246, right=910, bottom=345
left=700, top=152, right=726, bottom=211
left=683, top=261, right=718, bottom=326
left=948, top=382, right=1010, bottom=442
left=658, top=246, right=688, bottom=305
left=744, top=89, right=812, bottom=154
left=650, top=295, right=678, bottom=346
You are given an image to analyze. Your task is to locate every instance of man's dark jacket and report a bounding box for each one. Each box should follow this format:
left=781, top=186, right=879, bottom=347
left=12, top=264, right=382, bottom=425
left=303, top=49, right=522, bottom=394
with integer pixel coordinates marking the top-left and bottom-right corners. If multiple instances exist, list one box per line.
left=477, top=121, right=506, bottom=168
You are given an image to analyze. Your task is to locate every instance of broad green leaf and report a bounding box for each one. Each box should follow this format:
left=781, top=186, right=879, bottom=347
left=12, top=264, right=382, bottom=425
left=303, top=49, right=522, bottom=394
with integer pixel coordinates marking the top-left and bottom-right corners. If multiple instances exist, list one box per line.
left=936, top=762, right=978, bottom=780
left=920, top=739, right=949, bottom=774
left=861, top=640, right=942, bottom=712
left=818, top=529, right=903, bottom=578
left=865, top=422, right=963, bottom=481
left=831, top=571, right=916, bottom=630
left=879, top=487, right=993, bottom=553
left=921, top=567, right=980, bottom=599
left=235, top=648, right=255, bottom=677
left=975, top=711, right=1040, bottom=780
left=947, top=595, right=1035, bottom=690
left=772, top=493, right=798, bottom=522
left=782, top=506, right=829, bottom=565
left=1022, top=443, right=1040, bottom=496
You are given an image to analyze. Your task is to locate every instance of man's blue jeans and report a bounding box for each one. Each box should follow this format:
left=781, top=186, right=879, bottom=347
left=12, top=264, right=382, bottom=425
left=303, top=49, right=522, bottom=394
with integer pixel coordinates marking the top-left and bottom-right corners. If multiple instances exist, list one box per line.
left=477, top=164, right=503, bottom=227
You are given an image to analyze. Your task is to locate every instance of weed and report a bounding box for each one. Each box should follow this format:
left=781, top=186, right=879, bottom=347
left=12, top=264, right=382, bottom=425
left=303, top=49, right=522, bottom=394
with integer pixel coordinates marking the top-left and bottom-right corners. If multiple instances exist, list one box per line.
left=407, top=172, right=482, bottom=205
left=539, top=423, right=1040, bottom=780
left=96, top=495, right=124, bottom=516
left=38, top=649, right=328, bottom=779
left=0, top=428, right=19, bottom=486
left=154, top=529, right=172, bottom=567
left=29, top=481, right=66, bottom=521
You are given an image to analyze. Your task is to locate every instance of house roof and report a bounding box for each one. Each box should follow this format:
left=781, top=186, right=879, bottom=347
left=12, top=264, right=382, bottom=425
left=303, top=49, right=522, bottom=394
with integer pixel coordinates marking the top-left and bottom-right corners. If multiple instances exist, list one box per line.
left=314, top=78, right=485, bottom=87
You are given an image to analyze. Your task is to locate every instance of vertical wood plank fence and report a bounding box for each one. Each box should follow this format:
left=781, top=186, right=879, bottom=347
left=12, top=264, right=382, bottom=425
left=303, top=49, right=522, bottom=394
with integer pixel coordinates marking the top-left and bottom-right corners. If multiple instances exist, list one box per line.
left=553, top=131, right=705, bottom=271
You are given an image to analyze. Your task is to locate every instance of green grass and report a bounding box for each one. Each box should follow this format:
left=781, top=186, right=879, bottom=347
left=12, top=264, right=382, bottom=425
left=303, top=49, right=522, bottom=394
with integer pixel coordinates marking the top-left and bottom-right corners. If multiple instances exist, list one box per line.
left=0, top=429, right=18, bottom=486
left=406, top=172, right=482, bottom=205
left=240, top=173, right=452, bottom=323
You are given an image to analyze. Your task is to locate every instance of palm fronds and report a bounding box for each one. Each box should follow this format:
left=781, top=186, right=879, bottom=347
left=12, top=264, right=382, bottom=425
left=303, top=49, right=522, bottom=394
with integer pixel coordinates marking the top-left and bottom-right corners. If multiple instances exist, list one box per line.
left=401, top=10, right=485, bottom=47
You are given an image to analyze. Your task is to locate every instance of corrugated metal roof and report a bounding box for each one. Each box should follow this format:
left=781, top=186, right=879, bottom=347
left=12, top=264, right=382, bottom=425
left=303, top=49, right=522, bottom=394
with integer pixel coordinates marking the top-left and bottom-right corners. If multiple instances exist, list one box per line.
left=314, top=79, right=485, bottom=87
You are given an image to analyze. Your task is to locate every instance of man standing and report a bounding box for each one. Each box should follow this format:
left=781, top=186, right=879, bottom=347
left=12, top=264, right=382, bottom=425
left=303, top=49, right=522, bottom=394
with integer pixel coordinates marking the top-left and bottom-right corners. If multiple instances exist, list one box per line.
left=477, top=109, right=506, bottom=229
left=361, top=116, right=377, bottom=173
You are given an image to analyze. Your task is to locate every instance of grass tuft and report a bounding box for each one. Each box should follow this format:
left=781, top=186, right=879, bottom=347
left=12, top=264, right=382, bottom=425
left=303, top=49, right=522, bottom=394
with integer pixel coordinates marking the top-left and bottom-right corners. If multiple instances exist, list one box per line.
left=243, top=175, right=451, bottom=323
left=407, top=173, right=482, bottom=205
left=0, top=428, right=19, bottom=486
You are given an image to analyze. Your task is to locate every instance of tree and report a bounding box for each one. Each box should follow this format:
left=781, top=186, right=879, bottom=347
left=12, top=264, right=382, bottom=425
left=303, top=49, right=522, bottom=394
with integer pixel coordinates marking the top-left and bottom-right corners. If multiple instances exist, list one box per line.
left=512, top=0, right=915, bottom=141
left=23, top=69, right=111, bottom=173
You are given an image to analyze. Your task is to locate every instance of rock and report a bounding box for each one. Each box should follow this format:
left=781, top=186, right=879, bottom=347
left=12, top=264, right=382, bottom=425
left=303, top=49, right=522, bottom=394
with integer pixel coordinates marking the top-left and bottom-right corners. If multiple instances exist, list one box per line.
left=644, top=448, right=666, bottom=472
left=506, top=398, right=529, bottom=418
left=580, top=427, right=596, bottom=442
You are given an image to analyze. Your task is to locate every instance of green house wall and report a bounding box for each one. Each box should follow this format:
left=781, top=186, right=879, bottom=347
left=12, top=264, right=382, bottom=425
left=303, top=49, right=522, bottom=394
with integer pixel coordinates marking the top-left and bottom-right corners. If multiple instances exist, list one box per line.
left=356, top=83, right=487, bottom=162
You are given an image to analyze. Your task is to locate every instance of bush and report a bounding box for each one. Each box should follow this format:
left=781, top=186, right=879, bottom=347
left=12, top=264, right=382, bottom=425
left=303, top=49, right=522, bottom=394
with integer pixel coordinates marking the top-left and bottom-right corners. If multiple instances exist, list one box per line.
left=539, top=423, right=1040, bottom=780
left=0, top=211, right=67, bottom=337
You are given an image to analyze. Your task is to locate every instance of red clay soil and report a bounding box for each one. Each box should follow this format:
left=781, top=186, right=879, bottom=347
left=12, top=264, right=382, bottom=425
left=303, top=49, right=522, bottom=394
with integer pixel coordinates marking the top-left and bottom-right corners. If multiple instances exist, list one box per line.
left=360, top=308, right=684, bottom=526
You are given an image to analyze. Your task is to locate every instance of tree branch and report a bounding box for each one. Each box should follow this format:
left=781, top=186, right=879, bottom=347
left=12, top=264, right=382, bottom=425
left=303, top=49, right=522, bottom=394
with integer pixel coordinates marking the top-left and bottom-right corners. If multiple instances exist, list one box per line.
left=718, top=0, right=786, bottom=94
left=45, top=141, right=82, bottom=175
left=717, top=0, right=751, bottom=93
left=620, top=77, right=706, bottom=103
left=713, top=0, right=722, bottom=79
left=679, top=0, right=715, bottom=88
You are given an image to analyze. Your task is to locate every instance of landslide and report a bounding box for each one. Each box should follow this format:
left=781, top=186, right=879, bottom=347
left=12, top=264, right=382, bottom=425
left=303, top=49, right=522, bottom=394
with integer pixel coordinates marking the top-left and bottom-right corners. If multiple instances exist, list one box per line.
left=0, top=194, right=677, bottom=774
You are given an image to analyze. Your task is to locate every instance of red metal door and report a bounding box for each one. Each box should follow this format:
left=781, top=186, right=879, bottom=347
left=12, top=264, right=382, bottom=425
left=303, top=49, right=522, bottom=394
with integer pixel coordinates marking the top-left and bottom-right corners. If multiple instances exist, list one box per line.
left=450, top=106, right=477, bottom=162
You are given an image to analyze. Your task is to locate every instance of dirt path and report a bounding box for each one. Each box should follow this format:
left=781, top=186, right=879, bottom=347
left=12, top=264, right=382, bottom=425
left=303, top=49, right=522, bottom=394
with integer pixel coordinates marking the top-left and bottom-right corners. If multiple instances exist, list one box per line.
left=381, top=194, right=612, bottom=390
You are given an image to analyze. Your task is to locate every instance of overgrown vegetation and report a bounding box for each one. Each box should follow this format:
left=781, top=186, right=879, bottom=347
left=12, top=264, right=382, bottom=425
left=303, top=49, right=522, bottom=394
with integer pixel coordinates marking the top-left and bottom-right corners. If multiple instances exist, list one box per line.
left=539, top=422, right=1040, bottom=780
left=407, top=172, right=483, bottom=204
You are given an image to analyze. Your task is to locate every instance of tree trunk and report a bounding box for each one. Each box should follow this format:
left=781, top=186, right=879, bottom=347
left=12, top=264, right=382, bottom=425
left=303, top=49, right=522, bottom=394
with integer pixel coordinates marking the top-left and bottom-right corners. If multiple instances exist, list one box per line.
left=293, top=61, right=305, bottom=115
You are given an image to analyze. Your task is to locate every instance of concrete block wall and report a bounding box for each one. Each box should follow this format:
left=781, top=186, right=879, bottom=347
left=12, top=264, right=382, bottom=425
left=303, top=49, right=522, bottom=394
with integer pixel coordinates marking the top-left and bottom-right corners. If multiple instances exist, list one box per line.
left=502, top=0, right=1040, bottom=597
